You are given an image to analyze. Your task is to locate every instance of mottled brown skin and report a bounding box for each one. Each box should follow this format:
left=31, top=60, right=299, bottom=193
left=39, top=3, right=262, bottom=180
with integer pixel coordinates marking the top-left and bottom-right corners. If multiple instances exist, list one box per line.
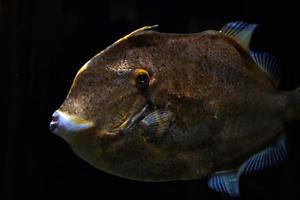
left=57, top=29, right=300, bottom=181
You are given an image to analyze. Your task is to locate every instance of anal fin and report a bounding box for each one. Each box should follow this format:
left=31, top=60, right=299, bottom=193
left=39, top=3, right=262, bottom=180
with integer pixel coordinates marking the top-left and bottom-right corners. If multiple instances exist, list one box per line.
left=208, top=134, right=288, bottom=197
left=208, top=170, right=241, bottom=197
left=239, top=134, right=288, bottom=175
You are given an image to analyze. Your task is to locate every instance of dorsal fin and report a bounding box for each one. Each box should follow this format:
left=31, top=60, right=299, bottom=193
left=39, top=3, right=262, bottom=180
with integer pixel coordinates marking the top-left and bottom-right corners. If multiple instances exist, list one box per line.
left=99, top=25, right=159, bottom=55
left=250, top=51, right=281, bottom=87
left=115, top=25, right=159, bottom=44
left=220, top=21, right=257, bottom=50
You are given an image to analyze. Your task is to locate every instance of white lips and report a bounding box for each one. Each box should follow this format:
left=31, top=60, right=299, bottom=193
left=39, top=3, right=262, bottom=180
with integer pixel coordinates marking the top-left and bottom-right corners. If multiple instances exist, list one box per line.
left=51, top=110, right=94, bottom=134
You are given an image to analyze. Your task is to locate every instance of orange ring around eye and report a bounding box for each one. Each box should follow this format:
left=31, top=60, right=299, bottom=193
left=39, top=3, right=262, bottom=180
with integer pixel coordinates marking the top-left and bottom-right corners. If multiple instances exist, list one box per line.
left=134, top=69, right=149, bottom=78
left=133, top=69, right=150, bottom=89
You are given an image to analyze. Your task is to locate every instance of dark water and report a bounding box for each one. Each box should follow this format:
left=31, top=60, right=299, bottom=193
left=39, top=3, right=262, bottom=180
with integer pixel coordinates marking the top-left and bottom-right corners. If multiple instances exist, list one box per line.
left=2, top=0, right=300, bottom=199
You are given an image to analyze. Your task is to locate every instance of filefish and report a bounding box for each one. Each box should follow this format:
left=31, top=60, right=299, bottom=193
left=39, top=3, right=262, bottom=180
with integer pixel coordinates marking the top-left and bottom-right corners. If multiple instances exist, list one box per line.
left=49, top=22, right=300, bottom=197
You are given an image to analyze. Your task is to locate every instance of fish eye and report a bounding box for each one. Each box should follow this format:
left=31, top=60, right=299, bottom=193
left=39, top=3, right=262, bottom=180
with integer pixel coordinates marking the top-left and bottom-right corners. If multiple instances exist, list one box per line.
left=134, top=69, right=150, bottom=89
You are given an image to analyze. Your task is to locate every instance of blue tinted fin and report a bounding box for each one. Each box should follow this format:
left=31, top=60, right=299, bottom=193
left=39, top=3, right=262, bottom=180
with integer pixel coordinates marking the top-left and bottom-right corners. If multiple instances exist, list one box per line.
left=208, top=170, right=241, bottom=197
left=208, top=135, right=287, bottom=197
left=240, top=134, right=288, bottom=175
left=220, top=21, right=257, bottom=50
left=250, top=51, right=281, bottom=87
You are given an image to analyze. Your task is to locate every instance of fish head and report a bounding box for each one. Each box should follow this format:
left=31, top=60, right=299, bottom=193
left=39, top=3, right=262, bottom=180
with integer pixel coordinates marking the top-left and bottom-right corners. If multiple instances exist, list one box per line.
left=50, top=27, right=210, bottom=180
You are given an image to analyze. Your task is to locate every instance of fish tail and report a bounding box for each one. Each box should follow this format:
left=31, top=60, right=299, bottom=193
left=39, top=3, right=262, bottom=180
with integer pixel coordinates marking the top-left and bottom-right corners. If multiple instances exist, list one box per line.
left=285, top=87, right=300, bottom=121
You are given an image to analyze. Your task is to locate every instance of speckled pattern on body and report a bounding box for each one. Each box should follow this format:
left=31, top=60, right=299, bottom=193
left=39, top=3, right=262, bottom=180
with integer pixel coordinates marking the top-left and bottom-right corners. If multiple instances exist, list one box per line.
left=53, top=25, right=300, bottom=182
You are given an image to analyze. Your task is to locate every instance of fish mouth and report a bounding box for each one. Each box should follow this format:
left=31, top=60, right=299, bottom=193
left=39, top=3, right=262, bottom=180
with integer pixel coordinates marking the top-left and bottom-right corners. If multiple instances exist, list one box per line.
left=50, top=110, right=94, bottom=134
left=107, top=104, right=150, bottom=135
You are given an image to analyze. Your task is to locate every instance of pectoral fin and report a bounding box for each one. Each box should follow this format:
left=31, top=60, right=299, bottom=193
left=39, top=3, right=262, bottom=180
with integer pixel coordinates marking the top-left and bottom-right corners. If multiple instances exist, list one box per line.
left=139, top=110, right=175, bottom=136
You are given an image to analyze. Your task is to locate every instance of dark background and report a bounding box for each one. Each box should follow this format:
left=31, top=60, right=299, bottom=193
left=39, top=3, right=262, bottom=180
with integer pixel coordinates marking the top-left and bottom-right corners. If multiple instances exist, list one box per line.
left=2, top=0, right=300, bottom=199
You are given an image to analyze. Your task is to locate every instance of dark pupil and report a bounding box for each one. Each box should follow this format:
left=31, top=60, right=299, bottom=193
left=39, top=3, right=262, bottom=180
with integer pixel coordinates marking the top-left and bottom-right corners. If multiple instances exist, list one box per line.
left=137, top=73, right=149, bottom=88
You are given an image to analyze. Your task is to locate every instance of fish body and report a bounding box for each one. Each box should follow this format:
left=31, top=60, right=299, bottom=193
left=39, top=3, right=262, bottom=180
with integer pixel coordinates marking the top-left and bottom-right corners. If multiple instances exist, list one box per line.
left=50, top=22, right=300, bottom=196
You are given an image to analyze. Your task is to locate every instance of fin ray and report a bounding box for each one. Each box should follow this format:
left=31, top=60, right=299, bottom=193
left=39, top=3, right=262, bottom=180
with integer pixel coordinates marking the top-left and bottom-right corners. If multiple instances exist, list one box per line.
left=139, top=110, right=175, bottom=136
left=250, top=51, right=281, bottom=87
left=240, top=134, right=287, bottom=175
left=209, top=135, right=288, bottom=196
left=208, top=170, right=240, bottom=197
left=220, top=21, right=257, bottom=50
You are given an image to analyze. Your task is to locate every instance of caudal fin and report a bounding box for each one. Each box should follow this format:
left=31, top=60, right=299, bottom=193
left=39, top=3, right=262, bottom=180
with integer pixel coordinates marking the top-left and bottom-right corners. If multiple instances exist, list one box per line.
left=285, top=87, right=300, bottom=121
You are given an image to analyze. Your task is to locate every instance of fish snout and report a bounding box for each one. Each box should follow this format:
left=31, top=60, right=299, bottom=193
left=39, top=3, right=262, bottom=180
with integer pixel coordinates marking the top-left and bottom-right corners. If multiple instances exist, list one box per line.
left=49, top=111, right=60, bottom=133
left=49, top=110, right=94, bottom=134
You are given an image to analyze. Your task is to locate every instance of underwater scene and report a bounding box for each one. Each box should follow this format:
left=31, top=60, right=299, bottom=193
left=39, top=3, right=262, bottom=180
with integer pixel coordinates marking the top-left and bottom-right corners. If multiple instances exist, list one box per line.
left=3, top=0, right=300, bottom=199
